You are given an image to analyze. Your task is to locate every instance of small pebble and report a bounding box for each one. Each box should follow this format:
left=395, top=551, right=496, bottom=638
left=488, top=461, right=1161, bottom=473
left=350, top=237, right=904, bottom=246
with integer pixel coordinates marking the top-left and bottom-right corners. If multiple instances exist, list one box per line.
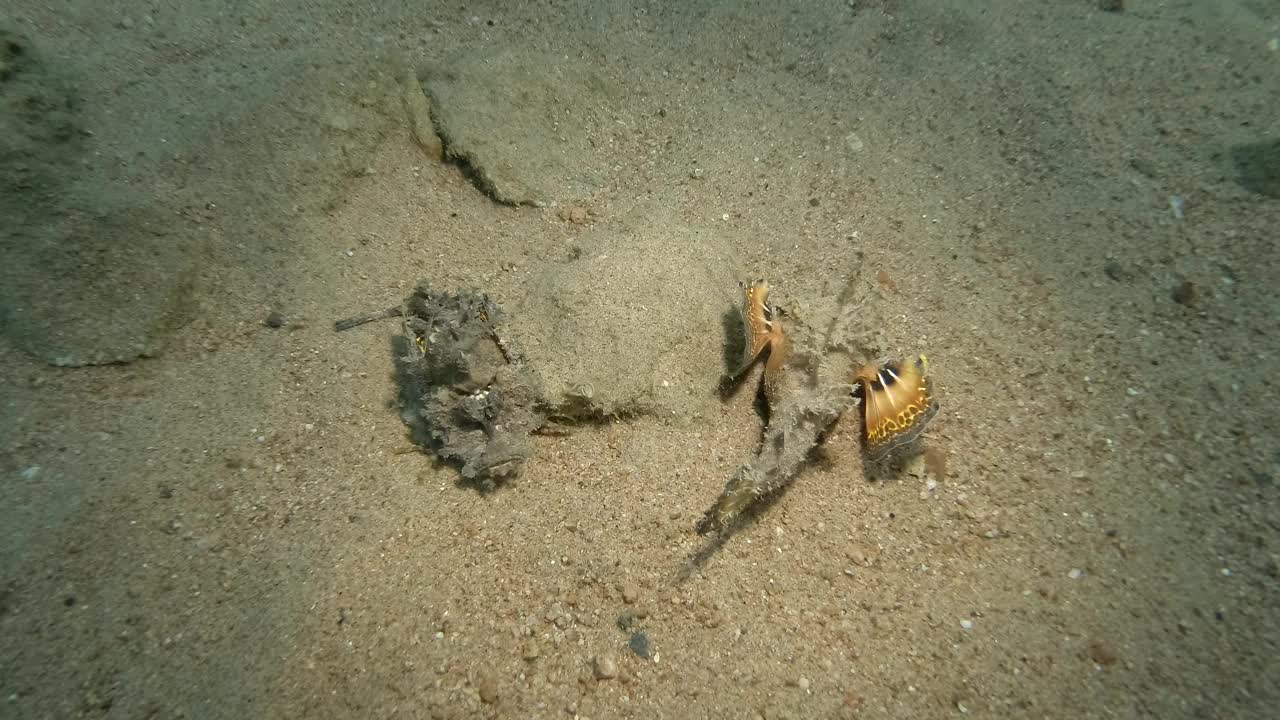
left=1068, top=568, right=1084, bottom=580
left=959, top=619, right=974, bottom=631
left=627, top=631, right=651, bottom=659
left=797, top=676, right=811, bottom=692
left=265, top=311, right=287, bottom=328
left=616, top=609, right=642, bottom=631
left=592, top=656, right=618, bottom=680
left=1088, top=639, right=1118, bottom=666
left=1102, top=260, right=1129, bottom=281
left=476, top=673, right=499, bottom=704
left=621, top=583, right=639, bottom=604
left=1171, top=279, right=1197, bottom=307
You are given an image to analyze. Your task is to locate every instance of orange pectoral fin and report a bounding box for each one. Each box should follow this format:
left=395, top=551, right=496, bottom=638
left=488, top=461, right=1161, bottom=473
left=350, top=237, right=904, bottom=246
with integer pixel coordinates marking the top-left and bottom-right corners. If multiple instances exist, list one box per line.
left=732, top=280, right=775, bottom=377
left=857, top=355, right=939, bottom=459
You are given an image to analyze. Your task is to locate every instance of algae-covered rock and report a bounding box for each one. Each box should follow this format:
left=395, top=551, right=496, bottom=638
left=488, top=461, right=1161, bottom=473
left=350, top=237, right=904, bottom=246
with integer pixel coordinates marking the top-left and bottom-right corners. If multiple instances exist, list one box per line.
left=386, top=283, right=543, bottom=488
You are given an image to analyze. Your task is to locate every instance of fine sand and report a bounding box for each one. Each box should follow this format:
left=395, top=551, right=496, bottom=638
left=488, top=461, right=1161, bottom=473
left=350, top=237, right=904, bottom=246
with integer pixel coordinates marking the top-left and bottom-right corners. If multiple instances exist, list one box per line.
left=2, top=2, right=1277, bottom=718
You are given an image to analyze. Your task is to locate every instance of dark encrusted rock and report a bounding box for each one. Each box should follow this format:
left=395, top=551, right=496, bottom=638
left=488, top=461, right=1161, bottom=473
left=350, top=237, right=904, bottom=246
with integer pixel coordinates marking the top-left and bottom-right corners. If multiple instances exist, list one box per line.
left=392, top=282, right=543, bottom=488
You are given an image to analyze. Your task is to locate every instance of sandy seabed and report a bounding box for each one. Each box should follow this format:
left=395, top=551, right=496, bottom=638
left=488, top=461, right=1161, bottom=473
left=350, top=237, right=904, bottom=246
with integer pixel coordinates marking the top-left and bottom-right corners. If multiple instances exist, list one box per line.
left=2, top=2, right=1277, bottom=719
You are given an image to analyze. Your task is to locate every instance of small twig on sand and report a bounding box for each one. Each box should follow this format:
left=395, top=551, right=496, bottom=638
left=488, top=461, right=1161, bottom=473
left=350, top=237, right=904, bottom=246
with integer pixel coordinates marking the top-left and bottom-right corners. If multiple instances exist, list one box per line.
left=334, top=305, right=404, bottom=332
